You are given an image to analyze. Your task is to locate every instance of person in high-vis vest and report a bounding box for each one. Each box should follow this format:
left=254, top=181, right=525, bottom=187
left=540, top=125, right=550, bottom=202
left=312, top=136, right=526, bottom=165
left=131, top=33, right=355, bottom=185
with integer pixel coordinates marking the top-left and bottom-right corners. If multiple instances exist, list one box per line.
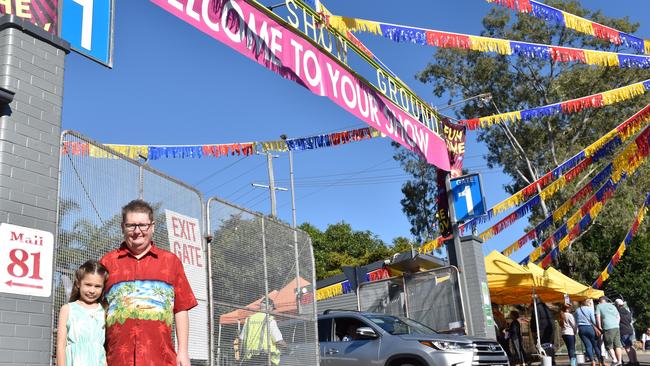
left=239, top=297, right=286, bottom=365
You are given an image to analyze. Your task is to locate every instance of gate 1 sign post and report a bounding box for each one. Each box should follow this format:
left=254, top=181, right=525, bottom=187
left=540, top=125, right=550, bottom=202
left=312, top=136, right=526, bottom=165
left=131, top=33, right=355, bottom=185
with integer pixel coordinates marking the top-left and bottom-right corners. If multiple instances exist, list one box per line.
left=446, top=173, right=494, bottom=338
left=0, top=223, right=53, bottom=297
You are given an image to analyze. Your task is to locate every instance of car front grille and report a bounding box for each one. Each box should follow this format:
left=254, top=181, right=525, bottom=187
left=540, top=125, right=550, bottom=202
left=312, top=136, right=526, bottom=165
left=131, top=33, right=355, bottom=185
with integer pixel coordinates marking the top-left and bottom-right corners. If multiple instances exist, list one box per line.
left=471, top=340, right=509, bottom=366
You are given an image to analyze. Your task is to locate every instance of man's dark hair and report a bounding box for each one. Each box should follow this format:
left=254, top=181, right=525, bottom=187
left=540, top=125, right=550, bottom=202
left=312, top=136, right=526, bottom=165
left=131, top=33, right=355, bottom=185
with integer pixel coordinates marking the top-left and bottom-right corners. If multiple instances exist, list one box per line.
left=121, top=199, right=154, bottom=223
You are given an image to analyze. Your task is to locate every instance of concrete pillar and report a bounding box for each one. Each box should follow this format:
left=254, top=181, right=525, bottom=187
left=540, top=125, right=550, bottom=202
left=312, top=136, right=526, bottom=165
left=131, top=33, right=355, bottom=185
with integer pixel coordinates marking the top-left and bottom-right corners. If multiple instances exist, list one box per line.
left=448, top=235, right=496, bottom=339
left=0, top=15, right=69, bottom=366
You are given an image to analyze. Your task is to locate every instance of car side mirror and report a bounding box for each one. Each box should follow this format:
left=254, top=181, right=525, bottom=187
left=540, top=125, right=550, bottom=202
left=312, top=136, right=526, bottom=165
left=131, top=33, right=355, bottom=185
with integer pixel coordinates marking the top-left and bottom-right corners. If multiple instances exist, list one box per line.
left=356, top=327, right=378, bottom=338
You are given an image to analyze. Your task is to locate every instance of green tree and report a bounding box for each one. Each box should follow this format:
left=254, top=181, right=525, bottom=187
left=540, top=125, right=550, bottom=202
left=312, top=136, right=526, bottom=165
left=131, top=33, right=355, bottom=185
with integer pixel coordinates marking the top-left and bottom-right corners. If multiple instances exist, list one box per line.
left=401, top=0, right=650, bottom=329
left=300, top=221, right=394, bottom=279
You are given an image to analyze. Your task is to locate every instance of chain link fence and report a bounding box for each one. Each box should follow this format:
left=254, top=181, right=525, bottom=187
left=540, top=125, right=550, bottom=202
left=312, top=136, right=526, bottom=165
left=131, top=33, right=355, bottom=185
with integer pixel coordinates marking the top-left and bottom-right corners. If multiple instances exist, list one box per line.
left=54, top=131, right=210, bottom=365
left=207, top=198, right=318, bottom=366
left=358, top=266, right=465, bottom=333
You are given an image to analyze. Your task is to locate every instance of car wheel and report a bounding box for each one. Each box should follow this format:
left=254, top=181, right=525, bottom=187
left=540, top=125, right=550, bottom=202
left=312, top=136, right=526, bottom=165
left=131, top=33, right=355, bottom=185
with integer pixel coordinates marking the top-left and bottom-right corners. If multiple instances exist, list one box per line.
left=391, top=361, right=423, bottom=366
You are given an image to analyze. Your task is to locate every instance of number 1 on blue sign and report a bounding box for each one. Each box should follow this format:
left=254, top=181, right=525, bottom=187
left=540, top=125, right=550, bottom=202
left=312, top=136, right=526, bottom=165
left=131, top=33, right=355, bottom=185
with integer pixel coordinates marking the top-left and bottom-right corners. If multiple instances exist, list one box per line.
left=73, top=0, right=94, bottom=50
left=458, top=185, right=474, bottom=216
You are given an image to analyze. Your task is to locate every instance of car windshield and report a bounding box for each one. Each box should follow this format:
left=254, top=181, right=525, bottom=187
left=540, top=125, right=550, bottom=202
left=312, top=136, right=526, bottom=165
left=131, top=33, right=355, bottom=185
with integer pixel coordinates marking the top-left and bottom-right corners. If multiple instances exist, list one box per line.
left=365, top=314, right=437, bottom=335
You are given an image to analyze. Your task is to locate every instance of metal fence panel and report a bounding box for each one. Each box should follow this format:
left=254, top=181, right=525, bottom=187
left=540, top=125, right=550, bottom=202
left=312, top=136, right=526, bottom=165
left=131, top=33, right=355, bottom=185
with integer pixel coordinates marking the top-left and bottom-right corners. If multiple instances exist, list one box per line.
left=358, top=267, right=464, bottom=333
left=54, top=131, right=210, bottom=365
left=404, top=267, right=464, bottom=332
left=358, top=277, right=408, bottom=317
left=208, top=198, right=318, bottom=366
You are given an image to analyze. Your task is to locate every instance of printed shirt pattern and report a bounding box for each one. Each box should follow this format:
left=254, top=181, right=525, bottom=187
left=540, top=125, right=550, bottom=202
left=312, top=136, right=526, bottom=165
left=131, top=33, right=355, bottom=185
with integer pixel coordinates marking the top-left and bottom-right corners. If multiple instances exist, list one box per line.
left=100, top=243, right=198, bottom=366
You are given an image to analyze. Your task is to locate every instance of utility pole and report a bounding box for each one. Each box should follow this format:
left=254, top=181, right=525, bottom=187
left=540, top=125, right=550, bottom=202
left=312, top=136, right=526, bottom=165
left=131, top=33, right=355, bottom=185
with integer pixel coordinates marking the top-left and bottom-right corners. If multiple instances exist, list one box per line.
left=281, top=134, right=302, bottom=314
left=252, top=152, right=287, bottom=217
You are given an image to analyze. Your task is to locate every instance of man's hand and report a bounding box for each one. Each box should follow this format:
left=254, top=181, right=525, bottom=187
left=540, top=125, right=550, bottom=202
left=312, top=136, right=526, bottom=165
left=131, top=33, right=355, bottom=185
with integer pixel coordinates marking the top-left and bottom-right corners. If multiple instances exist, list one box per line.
left=176, top=351, right=191, bottom=366
left=175, top=310, right=191, bottom=366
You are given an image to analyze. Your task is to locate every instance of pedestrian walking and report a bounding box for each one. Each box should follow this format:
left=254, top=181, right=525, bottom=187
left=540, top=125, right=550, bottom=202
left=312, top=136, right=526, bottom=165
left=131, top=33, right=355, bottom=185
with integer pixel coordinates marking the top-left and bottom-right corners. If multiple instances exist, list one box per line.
left=576, top=298, right=603, bottom=366
left=597, top=296, right=623, bottom=366
left=560, top=303, right=578, bottom=366
left=615, top=299, right=639, bottom=366
left=509, top=310, right=527, bottom=366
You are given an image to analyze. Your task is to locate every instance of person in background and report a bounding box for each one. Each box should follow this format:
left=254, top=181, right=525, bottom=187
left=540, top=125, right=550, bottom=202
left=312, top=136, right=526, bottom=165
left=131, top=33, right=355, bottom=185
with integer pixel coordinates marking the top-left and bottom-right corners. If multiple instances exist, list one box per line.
left=642, top=328, right=650, bottom=351
left=560, top=303, right=578, bottom=366
left=509, top=310, right=527, bottom=366
left=576, top=298, right=603, bottom=366
left=239, top=297, right=286, bottom=365
left=615, top=299, right=639, bottom=366
left=493, top=306, right=511, bottom=359
left=596, top=296, right=623, bottom=366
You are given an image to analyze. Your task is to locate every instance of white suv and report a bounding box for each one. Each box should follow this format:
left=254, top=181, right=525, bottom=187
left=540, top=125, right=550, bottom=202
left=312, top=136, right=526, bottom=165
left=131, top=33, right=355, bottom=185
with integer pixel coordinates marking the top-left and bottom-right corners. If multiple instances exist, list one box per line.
left=317, top=310, right=509, bottom=366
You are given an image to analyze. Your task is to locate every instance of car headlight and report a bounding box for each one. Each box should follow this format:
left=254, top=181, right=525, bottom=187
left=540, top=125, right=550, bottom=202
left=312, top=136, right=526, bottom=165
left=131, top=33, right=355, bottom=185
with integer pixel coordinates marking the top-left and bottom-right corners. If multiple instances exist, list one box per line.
left=419, top=340, right=469, bottom=351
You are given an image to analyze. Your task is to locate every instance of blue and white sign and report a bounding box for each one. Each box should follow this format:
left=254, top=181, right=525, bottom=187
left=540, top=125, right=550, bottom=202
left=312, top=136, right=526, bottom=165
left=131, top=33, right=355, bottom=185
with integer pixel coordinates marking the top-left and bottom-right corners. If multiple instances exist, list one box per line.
left=60, top=0, right=114, bottom=67
left=450, top=173, right=487, bottom=223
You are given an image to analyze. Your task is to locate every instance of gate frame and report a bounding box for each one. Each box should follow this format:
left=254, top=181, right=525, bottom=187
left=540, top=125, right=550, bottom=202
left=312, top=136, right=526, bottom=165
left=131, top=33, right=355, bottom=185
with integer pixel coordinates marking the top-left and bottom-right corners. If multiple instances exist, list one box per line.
left=206, top=196, right=320, bottom=366
left=53, top=130, right=214, bottom=365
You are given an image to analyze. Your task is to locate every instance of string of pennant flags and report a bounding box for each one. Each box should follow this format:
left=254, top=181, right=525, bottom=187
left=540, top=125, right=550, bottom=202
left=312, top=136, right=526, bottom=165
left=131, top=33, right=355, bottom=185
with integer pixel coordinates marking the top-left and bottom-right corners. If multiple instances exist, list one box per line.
left=460, top=79, right=650, bottom=130
left=501, top=161, right=616, bottom=257
left=417, top=105, right=650, bottom=255
left=479, top=106, right=650, bottom=245
left=462, top=105, right=650, bottom=232
left=520, top=124, right=650, bottom=266
left=316, top=267, right=391, bottom=301
left=486, top=0, right=650, bottom=55
left=324, top=15, right=650, bottom=69
left=593, top=193, right=650, bottom=289
left=61, top=127, right=383, bottom=160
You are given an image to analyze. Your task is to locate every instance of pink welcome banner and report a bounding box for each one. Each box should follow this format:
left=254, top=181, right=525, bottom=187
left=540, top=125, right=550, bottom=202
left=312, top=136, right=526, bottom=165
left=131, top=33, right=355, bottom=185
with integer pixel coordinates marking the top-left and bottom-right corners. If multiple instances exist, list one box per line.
left=150, top=0, right=450, bottom=170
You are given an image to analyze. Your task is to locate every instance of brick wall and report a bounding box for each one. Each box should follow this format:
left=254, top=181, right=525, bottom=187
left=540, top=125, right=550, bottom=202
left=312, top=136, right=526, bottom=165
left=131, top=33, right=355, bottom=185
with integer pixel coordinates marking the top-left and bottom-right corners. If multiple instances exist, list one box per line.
left=460, top=235, right=496, bottom=339
left=0, top=16, right=68, bottom=366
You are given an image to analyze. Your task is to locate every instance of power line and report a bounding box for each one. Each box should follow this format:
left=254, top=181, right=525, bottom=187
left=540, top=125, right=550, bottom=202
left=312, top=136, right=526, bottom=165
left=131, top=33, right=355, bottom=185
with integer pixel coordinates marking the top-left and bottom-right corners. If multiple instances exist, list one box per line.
left=278, top=157, right=395, bottom=208
left=203, top=160, right=267, bottom=195
left=192, top=156, right=247, bottom=186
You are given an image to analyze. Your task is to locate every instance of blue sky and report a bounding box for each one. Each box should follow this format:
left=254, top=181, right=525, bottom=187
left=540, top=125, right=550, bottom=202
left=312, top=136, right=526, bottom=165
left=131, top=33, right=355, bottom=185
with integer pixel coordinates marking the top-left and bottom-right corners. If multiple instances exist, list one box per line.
left=61, top=0, right=649, bottom=263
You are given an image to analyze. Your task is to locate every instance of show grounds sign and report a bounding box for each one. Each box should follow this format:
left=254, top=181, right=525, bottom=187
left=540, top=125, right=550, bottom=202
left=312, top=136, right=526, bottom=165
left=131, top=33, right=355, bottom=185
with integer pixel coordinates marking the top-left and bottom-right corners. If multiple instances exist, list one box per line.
left=151, top=0, right=451, bottom=171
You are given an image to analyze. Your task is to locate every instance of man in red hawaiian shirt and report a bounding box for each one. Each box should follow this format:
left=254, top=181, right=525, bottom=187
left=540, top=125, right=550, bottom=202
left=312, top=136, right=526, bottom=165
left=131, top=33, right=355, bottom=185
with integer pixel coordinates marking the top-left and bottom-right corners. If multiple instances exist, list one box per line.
left=100, top=200, right=197, bottom=366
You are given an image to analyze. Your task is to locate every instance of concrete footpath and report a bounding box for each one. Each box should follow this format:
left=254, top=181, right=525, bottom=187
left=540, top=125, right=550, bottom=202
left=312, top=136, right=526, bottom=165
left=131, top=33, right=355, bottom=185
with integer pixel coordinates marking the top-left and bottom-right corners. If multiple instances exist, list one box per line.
left=529, top=351, right=650, bottom=365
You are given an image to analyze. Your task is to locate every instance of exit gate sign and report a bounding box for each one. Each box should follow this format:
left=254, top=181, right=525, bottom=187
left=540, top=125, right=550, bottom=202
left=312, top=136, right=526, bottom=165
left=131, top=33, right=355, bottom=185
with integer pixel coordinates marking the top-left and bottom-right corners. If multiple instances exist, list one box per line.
left=0, top=223, right=53, bottom=297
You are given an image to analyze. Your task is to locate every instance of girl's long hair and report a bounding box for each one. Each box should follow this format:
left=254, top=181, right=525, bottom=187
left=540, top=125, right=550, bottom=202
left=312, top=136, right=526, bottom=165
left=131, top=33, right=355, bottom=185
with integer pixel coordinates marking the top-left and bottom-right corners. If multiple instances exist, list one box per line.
left=69, top=260, right=109, bottom=308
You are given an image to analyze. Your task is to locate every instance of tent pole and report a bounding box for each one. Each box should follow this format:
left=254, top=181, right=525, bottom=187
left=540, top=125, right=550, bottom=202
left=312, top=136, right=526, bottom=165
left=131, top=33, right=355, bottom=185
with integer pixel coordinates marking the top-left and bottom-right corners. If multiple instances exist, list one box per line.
left=532, top=290, right=544, bottom=357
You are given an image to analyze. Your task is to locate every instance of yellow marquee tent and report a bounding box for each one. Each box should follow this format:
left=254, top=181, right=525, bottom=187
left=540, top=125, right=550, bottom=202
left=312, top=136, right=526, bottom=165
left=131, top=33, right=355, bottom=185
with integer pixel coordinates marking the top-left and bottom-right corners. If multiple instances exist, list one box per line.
left=485, top=251, right=603, bottom=305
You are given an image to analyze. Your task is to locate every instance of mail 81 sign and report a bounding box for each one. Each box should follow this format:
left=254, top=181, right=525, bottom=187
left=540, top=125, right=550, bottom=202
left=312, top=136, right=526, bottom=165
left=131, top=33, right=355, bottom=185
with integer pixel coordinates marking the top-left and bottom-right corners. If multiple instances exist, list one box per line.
left=0, top=223, right=53, bottom=297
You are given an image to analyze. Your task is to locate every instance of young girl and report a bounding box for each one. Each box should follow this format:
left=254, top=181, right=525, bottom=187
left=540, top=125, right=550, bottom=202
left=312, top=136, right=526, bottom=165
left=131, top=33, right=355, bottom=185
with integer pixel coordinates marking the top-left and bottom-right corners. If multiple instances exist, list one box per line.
left=56, top=260, right=109, bottom=366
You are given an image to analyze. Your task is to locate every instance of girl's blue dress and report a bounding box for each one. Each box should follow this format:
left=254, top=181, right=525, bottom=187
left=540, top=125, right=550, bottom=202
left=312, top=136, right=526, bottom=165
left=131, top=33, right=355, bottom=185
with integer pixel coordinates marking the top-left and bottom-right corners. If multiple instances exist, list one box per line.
left=65, top=302, right=106, bottom=366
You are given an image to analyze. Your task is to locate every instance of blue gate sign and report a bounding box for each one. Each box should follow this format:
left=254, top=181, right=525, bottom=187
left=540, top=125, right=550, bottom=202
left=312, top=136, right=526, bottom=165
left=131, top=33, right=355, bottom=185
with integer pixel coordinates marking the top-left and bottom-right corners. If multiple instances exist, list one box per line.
left=450, top=173, right=487, bottom=223
left=60, top=0, right=114, bottom=67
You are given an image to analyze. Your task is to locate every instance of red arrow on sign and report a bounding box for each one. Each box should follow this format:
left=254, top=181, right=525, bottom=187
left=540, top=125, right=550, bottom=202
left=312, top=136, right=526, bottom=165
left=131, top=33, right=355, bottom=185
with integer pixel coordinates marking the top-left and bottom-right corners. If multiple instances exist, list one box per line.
left=5, top=280, right=43, bottom=289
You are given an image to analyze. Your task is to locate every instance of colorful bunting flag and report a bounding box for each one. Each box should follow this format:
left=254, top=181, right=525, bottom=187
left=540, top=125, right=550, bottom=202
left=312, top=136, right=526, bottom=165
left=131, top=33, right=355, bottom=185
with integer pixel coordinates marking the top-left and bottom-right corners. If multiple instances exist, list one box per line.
left=61, top=127, right=382, bottom=160
left=592, top=193, right=650, bottom=288
left=462, top=80, right=650, bottom=130
left=486, top=0, right=650, bottom=55
left=523, top=125, right=650, bottom=267
left=325, top=15, right=650, bottom=69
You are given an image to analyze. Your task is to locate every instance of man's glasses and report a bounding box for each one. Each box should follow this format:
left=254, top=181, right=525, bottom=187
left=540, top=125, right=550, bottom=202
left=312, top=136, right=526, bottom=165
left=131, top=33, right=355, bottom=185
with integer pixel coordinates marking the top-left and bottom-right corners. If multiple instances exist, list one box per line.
left=124, top=223, right=154, bottom=232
